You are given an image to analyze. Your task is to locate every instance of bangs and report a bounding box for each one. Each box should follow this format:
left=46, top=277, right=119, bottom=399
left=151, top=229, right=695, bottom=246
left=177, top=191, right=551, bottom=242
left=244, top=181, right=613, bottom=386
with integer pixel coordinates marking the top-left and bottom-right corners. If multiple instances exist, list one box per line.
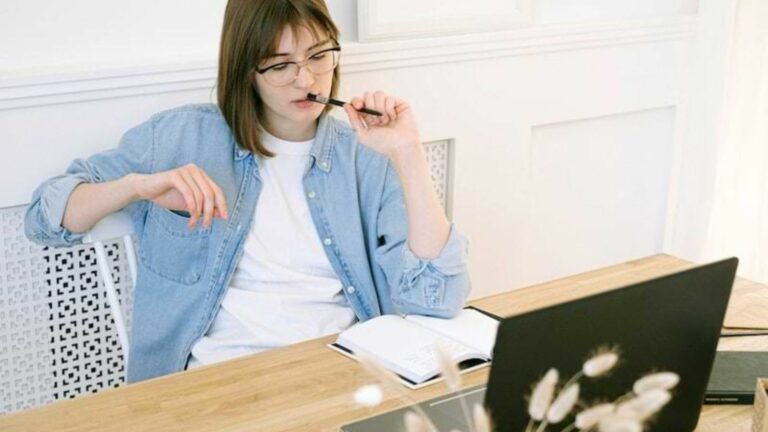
left=254, top=1, right=338, bottom=66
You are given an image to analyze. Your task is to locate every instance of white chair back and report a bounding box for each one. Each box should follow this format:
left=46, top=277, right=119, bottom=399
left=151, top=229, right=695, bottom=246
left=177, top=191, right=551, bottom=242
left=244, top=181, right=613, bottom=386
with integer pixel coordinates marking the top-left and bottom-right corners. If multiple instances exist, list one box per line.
left=0, top=205, right=134, bottom=415
left=82, top=211, right=136, bottom=364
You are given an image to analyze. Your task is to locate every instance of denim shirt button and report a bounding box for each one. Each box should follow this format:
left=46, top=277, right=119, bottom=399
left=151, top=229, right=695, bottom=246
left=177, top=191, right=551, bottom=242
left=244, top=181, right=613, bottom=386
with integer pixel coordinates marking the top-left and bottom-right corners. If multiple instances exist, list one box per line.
left=307, top=191, right=316, bottom=199
left=323, top=238, right=332, bottom=246
left=346, top=286, right=356, bottom=294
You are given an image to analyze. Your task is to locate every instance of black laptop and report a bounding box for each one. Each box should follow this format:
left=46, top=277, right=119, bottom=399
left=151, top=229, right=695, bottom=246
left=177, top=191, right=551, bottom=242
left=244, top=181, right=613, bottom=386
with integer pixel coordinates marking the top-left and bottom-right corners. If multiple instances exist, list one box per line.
left=340, top=258, right=738, bottom=432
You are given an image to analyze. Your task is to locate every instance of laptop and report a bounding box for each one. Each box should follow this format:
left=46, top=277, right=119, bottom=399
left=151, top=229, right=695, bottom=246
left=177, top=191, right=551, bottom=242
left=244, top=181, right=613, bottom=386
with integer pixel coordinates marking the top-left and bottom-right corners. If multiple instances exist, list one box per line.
left=340, top=257, right=738, bottom=432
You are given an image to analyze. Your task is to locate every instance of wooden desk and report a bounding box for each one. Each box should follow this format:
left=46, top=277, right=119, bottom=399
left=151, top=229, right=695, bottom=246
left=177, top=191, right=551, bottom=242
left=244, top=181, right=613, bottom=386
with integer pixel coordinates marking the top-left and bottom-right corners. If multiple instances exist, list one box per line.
left=1, top=254, right=766, bottom=431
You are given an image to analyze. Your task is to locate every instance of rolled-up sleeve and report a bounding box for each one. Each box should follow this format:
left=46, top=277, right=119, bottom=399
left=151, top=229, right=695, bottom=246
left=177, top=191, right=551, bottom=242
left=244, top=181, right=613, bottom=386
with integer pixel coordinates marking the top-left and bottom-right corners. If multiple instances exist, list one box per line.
left=373, top=161, right=471, bottom=318
left=24, top=118, right=155, bottom=247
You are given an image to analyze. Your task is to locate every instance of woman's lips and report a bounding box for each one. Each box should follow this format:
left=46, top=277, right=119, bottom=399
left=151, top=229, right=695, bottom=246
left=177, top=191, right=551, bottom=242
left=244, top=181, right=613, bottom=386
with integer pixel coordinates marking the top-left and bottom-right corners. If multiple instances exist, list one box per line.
left=292, top=99, right=314, bottom=109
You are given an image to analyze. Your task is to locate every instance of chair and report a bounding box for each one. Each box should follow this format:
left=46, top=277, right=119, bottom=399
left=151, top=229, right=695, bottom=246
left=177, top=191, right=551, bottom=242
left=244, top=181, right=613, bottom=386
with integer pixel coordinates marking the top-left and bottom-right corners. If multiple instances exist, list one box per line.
left=82, top=211, right=136, bottom=364
left=1, top=206, right=135, bottom=414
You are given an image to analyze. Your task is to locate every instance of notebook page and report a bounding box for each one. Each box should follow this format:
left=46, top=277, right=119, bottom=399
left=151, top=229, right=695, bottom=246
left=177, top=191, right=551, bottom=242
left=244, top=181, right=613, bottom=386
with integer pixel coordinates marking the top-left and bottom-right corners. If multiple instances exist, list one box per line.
left=336, top=315, right=481, bottom=383
left=406, top=309, right=500, bottom=358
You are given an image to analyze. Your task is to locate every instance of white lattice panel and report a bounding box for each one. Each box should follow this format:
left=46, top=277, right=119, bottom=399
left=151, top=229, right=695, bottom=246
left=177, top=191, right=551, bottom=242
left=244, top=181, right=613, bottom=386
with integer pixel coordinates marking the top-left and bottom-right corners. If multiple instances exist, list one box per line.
left=0, top=205, right=134, bottom=415
left=423, top=139, right=454, bottom=218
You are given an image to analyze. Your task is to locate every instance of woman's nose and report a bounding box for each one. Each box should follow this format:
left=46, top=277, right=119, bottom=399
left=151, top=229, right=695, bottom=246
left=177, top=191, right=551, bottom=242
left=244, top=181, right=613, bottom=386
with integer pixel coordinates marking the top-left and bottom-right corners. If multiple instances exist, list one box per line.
left=294, top=65, right=315, bottom=88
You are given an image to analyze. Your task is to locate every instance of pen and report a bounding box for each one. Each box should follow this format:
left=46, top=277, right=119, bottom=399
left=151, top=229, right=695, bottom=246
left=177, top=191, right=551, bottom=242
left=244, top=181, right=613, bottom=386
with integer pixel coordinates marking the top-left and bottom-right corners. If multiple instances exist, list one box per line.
left=307, top=93, right=383, bottom=116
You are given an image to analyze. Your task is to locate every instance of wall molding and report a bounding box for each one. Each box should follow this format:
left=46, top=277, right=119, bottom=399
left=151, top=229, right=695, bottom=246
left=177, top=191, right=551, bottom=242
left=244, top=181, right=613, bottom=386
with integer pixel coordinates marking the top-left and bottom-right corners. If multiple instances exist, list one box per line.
left=343, top=16, right=695, bottom=72
left=0, top=63, right=218, bottom=111
left=0, top=16, right=696, bottom=111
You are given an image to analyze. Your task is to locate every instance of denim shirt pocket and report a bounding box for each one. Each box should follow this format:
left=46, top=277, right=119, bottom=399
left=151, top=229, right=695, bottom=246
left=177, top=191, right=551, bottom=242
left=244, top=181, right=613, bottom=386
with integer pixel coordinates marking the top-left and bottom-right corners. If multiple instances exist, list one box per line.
left=139, top=205, right=210, bottom=285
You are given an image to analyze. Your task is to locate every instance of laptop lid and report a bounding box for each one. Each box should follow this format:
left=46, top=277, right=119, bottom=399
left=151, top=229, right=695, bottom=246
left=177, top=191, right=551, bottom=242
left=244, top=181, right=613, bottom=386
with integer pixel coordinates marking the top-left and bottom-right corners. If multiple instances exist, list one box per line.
left=485, top=258, right=738, bottom=432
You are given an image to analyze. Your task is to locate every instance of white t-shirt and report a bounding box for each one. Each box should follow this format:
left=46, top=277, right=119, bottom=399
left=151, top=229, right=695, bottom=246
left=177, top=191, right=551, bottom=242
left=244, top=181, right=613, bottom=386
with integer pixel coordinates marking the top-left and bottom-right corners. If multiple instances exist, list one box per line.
left=188, top=129, right=357, bottom=367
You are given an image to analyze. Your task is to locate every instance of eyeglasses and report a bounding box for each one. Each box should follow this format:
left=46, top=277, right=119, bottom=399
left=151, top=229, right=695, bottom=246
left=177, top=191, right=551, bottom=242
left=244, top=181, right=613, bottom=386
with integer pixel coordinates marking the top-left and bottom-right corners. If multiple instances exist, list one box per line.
left=256, top=45, right=341, bottom=87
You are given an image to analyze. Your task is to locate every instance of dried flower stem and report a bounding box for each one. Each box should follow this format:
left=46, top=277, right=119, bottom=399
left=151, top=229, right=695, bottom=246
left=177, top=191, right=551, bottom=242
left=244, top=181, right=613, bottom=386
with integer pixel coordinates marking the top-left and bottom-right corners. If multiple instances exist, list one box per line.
left=611, top=391, right=635, bottom=405
left=473, top=404, right=492, bottom=432
left=397, top=396, right=436, bottom=431
left=562, top=371, right=584, bottom=392
left=525, top=419, right=536, bottom=432
left=358, top=355, right=438, bottom=431
left=436, top=345, right=476, bottom=432
left=457, top=391, right=476, bottom=432
left=560, top=418, right=600, bottom=432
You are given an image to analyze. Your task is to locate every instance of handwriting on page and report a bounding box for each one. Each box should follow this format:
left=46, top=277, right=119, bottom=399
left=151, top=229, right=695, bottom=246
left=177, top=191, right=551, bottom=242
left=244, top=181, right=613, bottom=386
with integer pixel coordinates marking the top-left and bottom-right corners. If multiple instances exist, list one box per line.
left=398, top=339, right=472, bottom=375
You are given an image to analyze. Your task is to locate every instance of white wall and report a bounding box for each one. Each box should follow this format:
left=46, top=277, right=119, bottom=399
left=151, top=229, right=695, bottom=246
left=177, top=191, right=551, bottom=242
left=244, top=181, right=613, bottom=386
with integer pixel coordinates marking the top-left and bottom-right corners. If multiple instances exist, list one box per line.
left=327, top=0, right=358, bottom=41
left=0, top=0, right=358, bottom=74
left=0, top=1, right=699, bottom=298
left=664, top=0, right=736, bottom=263
left=0, top=0, right=227, bottom=73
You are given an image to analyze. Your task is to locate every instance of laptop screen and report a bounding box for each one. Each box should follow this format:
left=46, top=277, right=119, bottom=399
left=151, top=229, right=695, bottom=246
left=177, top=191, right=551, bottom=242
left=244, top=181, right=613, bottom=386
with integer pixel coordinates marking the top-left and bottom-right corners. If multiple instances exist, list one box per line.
left=485, top=258, right=737, bottom=432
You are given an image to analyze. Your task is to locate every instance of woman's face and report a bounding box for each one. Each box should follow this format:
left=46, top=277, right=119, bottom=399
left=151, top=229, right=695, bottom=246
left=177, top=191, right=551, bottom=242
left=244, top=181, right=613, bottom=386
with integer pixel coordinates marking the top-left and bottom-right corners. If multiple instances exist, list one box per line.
left=253, top=25, right=335, bottom=141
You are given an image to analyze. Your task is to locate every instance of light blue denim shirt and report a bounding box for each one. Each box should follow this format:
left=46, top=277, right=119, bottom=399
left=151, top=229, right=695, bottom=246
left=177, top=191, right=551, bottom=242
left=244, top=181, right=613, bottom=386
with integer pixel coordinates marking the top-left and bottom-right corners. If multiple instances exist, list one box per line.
left=25, top=104, right=471, bottom=383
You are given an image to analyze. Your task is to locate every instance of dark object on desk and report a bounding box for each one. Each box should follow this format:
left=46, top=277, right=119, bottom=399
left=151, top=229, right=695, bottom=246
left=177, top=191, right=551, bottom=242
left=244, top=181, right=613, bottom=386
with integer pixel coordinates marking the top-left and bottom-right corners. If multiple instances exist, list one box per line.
left=705, top=351, right=768, bottom=404
left=721, top=329, right=768, bottom=337
left=341, top=258, right=738, bottom=432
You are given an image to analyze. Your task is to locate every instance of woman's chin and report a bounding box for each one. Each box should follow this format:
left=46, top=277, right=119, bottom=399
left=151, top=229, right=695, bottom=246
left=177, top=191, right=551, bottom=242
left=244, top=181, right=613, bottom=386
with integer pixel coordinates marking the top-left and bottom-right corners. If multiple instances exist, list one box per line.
left=291, top=106, right=323, bottom=121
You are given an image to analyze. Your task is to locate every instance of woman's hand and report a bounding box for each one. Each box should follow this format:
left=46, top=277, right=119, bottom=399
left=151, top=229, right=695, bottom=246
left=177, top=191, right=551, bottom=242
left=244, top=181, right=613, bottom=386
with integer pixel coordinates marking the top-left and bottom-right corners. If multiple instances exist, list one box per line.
left=130, top=164, right=228, bottom=230
left=343, top=91, right=421, bottom=159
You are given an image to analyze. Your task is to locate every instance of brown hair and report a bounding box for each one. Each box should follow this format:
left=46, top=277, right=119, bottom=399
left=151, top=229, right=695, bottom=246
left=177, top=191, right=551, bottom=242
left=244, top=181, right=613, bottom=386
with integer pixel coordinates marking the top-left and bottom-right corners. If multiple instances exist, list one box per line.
left=217, top=0, right=340, bottom=158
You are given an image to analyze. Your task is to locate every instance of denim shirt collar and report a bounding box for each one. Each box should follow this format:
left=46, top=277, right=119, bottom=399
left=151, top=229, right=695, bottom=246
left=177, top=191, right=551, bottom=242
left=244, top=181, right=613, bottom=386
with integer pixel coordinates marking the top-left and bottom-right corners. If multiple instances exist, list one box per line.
left=233, top=114, right=335, bottom=174
left=234, top=146, right=249, bottom=161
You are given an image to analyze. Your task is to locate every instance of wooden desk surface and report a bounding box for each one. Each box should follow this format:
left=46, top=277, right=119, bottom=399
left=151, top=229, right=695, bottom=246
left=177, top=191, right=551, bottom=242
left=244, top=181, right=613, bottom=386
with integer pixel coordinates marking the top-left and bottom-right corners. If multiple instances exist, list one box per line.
left=2, top=254, right=766, bottom=431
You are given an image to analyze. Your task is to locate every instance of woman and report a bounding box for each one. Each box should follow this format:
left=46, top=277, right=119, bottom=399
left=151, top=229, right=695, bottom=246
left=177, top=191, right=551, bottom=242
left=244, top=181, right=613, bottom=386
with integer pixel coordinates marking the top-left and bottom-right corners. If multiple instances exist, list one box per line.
left=25, top=0, right=470, bottom=383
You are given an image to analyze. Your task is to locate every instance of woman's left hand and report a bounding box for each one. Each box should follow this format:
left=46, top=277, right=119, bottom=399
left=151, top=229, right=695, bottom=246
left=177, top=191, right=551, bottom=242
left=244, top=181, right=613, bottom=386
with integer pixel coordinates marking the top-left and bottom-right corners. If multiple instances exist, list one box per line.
left=343, top=91, right=421, bottom=159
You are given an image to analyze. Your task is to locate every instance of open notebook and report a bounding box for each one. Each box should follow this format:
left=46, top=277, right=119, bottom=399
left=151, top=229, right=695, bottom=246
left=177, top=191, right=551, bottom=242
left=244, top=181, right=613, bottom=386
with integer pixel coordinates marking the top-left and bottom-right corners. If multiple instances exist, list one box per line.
left=329, top=307, right=500, bottom=389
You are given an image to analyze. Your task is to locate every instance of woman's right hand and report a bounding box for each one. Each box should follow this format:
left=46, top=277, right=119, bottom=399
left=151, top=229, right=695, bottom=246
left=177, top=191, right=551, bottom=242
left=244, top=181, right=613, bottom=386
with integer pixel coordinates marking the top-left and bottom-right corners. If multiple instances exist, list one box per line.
left=129, top=164, right=229, bottom=230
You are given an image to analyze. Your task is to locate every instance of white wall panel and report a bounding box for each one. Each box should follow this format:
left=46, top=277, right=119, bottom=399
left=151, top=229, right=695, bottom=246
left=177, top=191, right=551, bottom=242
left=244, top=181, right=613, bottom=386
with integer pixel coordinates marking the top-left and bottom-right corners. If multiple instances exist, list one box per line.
left=338, top=29, right=689, bottom=298
left=525, top=108, right=675, bottom=286
left=358, top=0, right=533, bottom=41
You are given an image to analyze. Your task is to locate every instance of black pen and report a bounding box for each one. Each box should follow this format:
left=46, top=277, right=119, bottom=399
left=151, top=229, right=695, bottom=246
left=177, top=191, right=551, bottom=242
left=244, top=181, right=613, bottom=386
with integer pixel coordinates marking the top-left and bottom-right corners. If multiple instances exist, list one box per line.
left=307, top=93, right=383, bottom=116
